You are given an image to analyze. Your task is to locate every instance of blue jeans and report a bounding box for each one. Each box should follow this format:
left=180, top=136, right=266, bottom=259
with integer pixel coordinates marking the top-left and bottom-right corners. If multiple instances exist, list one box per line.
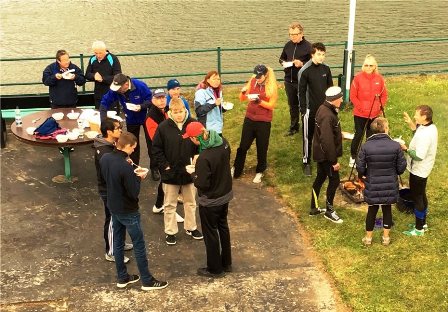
left=112, top=212, right=154, bottom=284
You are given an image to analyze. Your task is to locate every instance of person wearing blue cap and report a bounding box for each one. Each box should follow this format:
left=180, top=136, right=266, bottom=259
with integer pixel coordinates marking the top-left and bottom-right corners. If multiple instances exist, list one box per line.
left=166, top=79, right=191, bottom=114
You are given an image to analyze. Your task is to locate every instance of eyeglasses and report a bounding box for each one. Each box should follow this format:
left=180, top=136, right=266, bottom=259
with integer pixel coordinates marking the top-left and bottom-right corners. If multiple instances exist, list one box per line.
left=289, top=33, right=302, bottom=36
left=363, top=64, right=375, bottom=67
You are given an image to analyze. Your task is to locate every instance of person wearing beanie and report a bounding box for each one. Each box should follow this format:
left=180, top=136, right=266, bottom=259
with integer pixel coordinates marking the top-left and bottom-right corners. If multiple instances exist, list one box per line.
left=166, top=79, right=191, bottom=114
left=233, top=64, right=278, bottom=184
left=183, top=122, right=233, bottom=278
left=349, top=54, right=388, bottom=168
left=194, top=70, right=225, bottom=135
left=279, top=22, right=312, bottom=137
left=298, top=42, right=333, bottom=176
left=309, top=86, right=343, bottom=223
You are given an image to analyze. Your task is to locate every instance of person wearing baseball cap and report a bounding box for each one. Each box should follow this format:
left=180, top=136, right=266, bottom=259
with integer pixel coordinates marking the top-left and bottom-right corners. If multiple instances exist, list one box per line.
left=183, top=121, right=233, bottom=278
left=100, top=73, right=153, bottom=165
left=166, top=79, right=191, bottom=114
left=309, top=86, right=344, bottom=223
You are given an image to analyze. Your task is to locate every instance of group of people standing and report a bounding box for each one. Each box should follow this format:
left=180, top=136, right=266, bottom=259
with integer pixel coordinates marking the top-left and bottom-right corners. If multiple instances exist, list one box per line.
left=41, top=26, right=438, bottom=290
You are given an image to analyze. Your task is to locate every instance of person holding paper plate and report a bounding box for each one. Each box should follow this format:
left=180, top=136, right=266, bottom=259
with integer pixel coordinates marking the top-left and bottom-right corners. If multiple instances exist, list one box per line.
left=279, top=22, right=312, bottom=137
left=233, top=65, right=278, bottom=184
left=194, top=71, right=225, bottom=135
left=42, top=50, right=86, bottom=108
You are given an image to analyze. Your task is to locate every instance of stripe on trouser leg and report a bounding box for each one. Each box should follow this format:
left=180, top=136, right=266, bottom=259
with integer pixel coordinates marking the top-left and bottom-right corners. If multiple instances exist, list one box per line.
left=303, top=109, right=310, bottom=163
left=108, top=219, right=114, bottom=256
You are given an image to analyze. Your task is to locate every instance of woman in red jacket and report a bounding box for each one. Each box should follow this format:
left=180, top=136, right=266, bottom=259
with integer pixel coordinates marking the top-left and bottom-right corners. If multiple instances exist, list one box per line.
left=232, top=64, right=278, bottom=184
left=349, top=54, right=388, bottom=167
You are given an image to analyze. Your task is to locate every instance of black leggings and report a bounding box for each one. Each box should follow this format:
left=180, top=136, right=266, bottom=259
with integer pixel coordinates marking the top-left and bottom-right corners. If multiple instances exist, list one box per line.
left=365, top=204, right=392, bottom=231
left=310, top=161, right=340, bottom=210
left=410, top=173, right=428, bottom=230
left=350, top=116, right=375, bottom=158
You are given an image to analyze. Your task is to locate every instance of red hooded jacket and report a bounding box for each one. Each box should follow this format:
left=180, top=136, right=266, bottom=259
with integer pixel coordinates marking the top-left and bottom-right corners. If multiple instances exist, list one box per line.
left=350, top=72, right=388, bottom=118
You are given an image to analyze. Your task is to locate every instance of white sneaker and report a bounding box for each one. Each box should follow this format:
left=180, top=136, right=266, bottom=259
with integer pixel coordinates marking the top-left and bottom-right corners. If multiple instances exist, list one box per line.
left=105, top=254, right=130, bottom=263
left=124, top=242, right=133, bottom=251
left=349, top=157, right=356, bottom=168
left=176, top=212, right=184, bottom=223
left=231, top=167, right=235, bottom=178
left=152, top=205, right=164, bottom=214
left=253, top=172, right=263, bottom=184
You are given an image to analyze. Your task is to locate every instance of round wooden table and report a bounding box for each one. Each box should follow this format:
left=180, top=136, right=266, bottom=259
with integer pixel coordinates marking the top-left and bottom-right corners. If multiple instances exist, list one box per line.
left=10, top=108, right=98, bottom=183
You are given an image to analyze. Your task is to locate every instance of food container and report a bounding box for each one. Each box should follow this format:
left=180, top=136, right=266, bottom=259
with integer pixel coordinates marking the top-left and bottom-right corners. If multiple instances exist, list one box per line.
left=247, top=94, right=259, bottom=100
left=134, top=167, right=149, bottom=177
left=85, top=131, right=99, bottom=139
left=185, top=164, right=195, bottom=174
left=67, top=131, right=79, bottom=140
left=26, top=127, right=36, bottom=135
left=222, top=102, right=234, bottom=110
left=56, top=134, right=68, bottom=143
left=67, top=112, right=80, bottom=120
left=52, top=112, right=64, bottom=120
left=126, top=103, right=140, bottom=111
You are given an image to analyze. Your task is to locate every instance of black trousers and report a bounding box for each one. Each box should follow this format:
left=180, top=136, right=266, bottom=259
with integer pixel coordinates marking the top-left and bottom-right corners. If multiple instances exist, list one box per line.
left=155, top=180, right=164, bottom=208
left=142, top=122, right=156, bottom=170
left=126, top=124, right=141, bottom=165
left=302, top=111, right=315, bottom=164
left=410, top=173, right=428, bottom=229
left=199, top=203, right=232, bottom=274
left=365, top=204, right=392, bottom=231
left=350, top=116, right=375, bottom=158
left=100, top=193, right=112, bottom=254
left=284, top=81, right=300, bottom=132
left=310, top=161, right=340, bottom=210
left=233, top=118, right=271, bottom=177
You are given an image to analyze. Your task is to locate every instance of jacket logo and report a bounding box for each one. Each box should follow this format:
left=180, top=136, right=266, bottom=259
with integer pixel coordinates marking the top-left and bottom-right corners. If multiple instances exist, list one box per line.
left=134, top=96, right=141, bottom=99
left=322, top=74, right=327, bottom=77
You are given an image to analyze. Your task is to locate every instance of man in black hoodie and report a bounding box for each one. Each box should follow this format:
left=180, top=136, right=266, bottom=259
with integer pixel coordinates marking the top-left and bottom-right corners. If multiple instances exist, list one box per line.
left=94, top=118, right=133, bottom=263
left=100, top=132, right=168, bottom=291
left=279, top=22, right=312, bottom=136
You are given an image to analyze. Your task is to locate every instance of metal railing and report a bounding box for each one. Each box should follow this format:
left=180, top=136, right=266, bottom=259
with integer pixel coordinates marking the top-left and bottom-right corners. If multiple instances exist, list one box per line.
left=1, top=37, right=447, bottom=98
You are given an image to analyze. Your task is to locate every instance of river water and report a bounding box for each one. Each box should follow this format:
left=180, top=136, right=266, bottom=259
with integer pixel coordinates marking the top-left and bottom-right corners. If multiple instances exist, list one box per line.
left=1, top=0, right=447, bottom=95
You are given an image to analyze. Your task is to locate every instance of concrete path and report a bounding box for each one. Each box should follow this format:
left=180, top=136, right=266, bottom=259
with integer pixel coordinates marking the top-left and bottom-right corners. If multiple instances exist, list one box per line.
left=0, top=127, right=340, bottom=311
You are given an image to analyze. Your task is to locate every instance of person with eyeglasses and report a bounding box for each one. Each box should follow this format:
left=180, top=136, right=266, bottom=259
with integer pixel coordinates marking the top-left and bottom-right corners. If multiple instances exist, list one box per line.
left=94, top=118, right=134, bottom=264
left=279, top=22, right=312, bottom=137
left=349, top=54, right=388, bottom=168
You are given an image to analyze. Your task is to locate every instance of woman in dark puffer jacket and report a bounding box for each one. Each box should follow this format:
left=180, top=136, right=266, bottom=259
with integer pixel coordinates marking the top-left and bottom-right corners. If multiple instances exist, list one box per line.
left=356, top=117, right=407, bottom=246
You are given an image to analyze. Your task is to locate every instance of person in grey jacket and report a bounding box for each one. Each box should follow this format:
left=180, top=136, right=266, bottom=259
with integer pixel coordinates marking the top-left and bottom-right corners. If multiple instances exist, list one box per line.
left=356, top=117, right=407, bottom=246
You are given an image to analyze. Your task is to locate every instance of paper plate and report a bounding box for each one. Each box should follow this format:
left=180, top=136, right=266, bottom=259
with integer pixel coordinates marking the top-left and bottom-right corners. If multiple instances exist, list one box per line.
left=222, top=102, right=234, bottom=110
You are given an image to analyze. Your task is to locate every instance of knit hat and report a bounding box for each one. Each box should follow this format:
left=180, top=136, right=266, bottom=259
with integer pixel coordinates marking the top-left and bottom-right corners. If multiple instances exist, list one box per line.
left=182, top=122, right=205, bottom=139
left=167, top=79, right=181, bottom=90
left=110, top=73, right=129, bottom=91
left=325, top=86, right=343, bottom=101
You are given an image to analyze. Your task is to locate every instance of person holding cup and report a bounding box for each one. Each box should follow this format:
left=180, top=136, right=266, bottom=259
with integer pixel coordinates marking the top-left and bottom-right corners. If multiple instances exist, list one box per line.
left=232, top=64, right=278, bottom=184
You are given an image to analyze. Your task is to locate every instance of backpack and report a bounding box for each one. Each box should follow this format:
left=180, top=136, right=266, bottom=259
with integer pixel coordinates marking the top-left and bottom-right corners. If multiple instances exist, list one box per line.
left=34, top=117, right=61, bottom=136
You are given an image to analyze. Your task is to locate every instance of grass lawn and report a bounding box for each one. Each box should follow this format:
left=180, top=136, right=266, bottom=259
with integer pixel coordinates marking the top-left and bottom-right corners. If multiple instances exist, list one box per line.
left=188, top=75, right=448, bottom=311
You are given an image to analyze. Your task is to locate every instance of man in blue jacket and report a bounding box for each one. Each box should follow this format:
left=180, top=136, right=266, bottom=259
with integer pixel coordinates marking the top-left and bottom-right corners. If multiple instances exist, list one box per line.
left=100, top=73, right=152, bottom=165
left=42, top=50, right=86, bottom=108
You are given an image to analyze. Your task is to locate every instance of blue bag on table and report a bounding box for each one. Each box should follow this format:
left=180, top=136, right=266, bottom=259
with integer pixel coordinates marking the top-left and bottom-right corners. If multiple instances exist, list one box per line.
left=35, top=117, right=60, bottom=136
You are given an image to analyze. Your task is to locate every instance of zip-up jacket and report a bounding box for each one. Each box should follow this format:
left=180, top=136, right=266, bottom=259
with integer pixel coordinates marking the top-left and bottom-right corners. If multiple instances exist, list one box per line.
left=193, top=137, right=233, bottom=206
left=194, top=87, right=224, bottom=134
left=350, top=71, right=388, bottom=118
left=85, top=51, right=122, bottom=100
left=298, top=60, right=333, bottom=115
left=100, top=149, right=141, bottom=215
left=100, top=78, right=152, bottom=125
left=279, top=39, right=312, bottom=83
left=313, top=101, right=342, bottom=165
left=94, top=136, right=115, bottom=193
left=152, top=116, right=199, bottom=185
left=42, top=62, right=86, bottom=107
left=145, top=105, right=167, bottom=141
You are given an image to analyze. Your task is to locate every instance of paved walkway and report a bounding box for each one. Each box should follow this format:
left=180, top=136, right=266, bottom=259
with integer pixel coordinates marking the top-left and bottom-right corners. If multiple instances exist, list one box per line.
left=1, top=126, right=341, bottom=312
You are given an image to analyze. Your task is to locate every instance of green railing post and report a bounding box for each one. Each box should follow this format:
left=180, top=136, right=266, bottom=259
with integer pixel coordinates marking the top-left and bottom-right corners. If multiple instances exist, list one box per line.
left=217, top=47, right=222, bottom=76
left=79, top=53, right=86, bottom=93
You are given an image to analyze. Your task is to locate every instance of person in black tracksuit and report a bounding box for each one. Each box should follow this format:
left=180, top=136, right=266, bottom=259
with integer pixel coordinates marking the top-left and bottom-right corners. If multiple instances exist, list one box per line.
left=85, top=41, right=122, bottom=109
left=279, top=22, right=312, bottom=136
left=183, top=122, right=233, bottom=277
left=298, top=43, right=333, bottom=176
left=42, top=50, right=86, bottom=108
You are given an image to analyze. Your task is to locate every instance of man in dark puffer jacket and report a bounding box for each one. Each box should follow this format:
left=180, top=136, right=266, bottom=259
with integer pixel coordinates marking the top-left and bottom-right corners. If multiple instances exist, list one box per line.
left=356, top=117, right=407, bottom=246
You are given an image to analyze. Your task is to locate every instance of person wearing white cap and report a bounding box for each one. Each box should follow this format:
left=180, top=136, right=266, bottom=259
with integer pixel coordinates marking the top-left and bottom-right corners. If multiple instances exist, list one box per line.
left=99, top=73, right=153, bottom=165
left=309, top=86, right=344, bottom=223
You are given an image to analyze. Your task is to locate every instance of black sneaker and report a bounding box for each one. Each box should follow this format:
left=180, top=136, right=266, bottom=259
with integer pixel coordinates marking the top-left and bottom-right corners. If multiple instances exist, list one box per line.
left=309, top=208, right=325, bottom=216
left=141, top=279, right=168, bottom=291
left=223, top=265, right=233, bottom=273
left=186, top=229, right=203, bottom=240
left=304, top=164, right=312, bottom=177
left=324, top=210, right=343, bottom=224
left=284, top=129, right=298, bottom=137
left=165, top=234, right=176, bottom=245
left=197, top=267, right=225, bottom=278
left=117, top=274, right=140, bottom=288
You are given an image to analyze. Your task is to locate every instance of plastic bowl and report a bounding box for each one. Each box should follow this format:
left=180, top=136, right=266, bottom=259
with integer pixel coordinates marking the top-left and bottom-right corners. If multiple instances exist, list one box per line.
left=26, top=127, right=36, bottom=135
left=85, top=131, right=99, bottom=139
left=67, top=112, right=80, bottom=120
left=134, top=167, right=149, bottom=176
left=52, top=112, right=64, bottom=120
left=56, top=134, right=68, bottom=143
left=67, top=132, right=79, bottom=140
left=222, top=102, right=234, bottom=110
